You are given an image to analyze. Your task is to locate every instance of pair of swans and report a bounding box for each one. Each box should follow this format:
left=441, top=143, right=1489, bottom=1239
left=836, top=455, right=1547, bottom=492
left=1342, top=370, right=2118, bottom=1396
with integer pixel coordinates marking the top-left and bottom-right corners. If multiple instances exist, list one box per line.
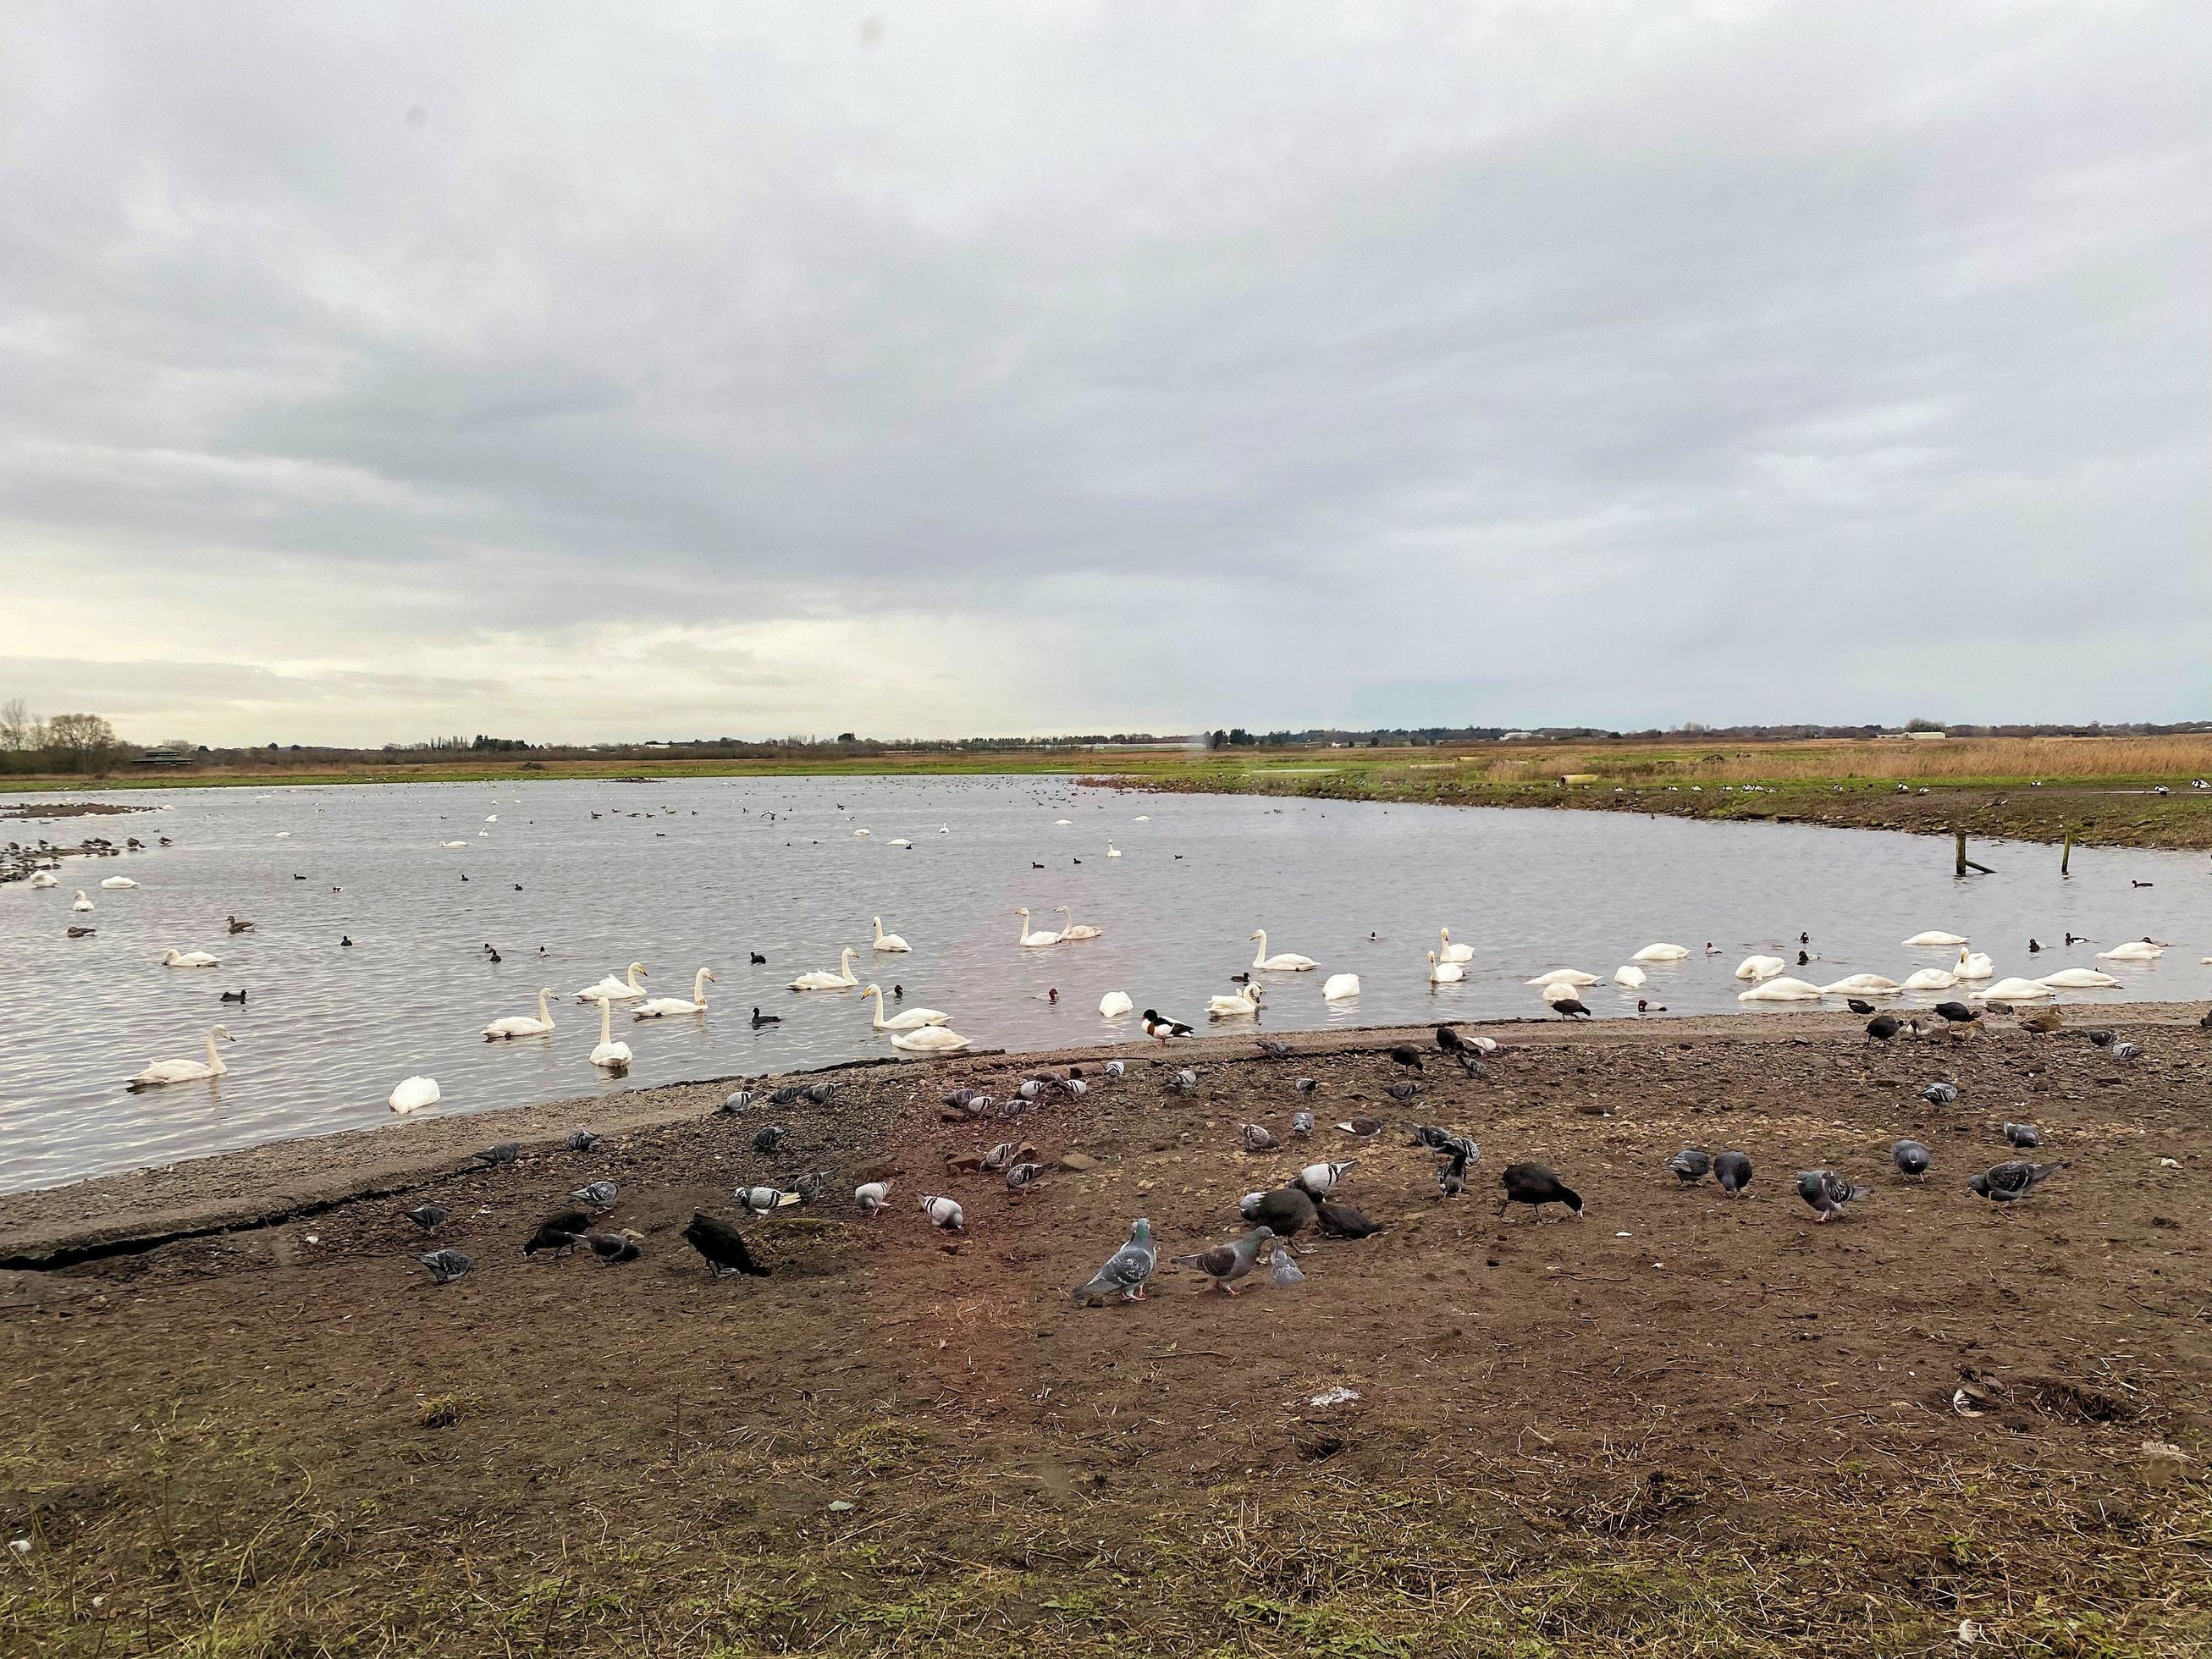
left=792, top=947, right=859, bottom=990
left=576, top=963, right=648, bottom=1002
left=127, top=1025, right=235, bottom=1090
left=635, top=968, right=715, bottom=1018
left=161, top=948, right=220, bottom=968
left=863, top=984, right=949, bottom=1029
left=1250, top=929, right=1317, bottom=972
left=871, top=917, right=910, bottom=952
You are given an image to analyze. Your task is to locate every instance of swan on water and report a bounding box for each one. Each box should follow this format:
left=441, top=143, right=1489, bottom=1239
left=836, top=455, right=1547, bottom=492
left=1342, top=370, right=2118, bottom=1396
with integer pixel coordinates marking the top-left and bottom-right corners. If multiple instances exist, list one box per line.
left=1438, top=928, right=1474, bottom=964
left=1526, top=968, right=1599, bottom=987
left=1054, top=818, right=1073, bottom=825
left=635, top=968, right=716, bottom=1017
left=160, top=948, right=219, bottom=968
left=1098, top=990, right=1134, bottom=1018
left=891, top=1023, right=971, bottom=1053
left=486, top=815, right=498, bottom=823
left=1737, top=976, right=1824, bottom=1002
left=1822, top=973, right=1901, bottom=996
left=1250, top=929, right=1319, bottom=971
left=1901, top=967, right=1957, bottom=990
left=101, top=875, right=138, bottom=889
left=1054, top=905, right=1103, bottom=940
left=1540, top=978, right=1580, bottom=1003
left=576, top=963, right=649, bottom=1003
left=485, top=989, right=558, bottom=1039
left=588, top=1000, right=633, bottom=1068
left=2037, top=967, right=2120, bottom=989
left=1134, top=815, right=1150, bottom=822
left=938, top=824, right=949, bottom=834
left=863, top=984, right=951, bottom=1029
left=888, top=838, right=912, bottom=847
left=1322, top=973, right=1361, bottom=1000
left=1978, top=976, right=2052, bottom=1000
left=389, top=1075, right=441, bottom=1114
left=71, top=890, right=92, bottom=912
left=441, top=841, right=466, bottom=848
left=1953, top=949, right=1994, bottom=980
left=2096, top=940, right=2164, bottom=961
left=1614, top=964, right=1647, bottom=989
left=1903, top=931, right=1967, bottom=947
left=1430, top=952, right=1465, bottom=984
left=1106, top=841, right=1123, bottom=858
left=1735, top=956, right=1784, bottom=980
left=790, top=947, right=861, bottom=990
left=871, top=917, right=912, bottom=952
left=1208, top=981, right=1264, bottom=1018
left=852, top=828, right=870, bottom=837
left=1016, top=908, right=1062, bottom=947
left=126, top=1026, right=234, bottom=1090
left=1632, top=943, right=1690, bottom=962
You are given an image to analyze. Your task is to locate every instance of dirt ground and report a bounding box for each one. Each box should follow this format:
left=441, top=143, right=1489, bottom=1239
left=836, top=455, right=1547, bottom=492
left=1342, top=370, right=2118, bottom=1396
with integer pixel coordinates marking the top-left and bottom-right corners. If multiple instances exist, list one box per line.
left=4, top=1009, right=2210, bottom=1657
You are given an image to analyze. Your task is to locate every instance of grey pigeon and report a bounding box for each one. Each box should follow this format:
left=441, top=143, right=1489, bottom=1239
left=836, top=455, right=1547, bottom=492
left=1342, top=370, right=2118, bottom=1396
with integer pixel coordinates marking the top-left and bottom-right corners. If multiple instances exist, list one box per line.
left=1266, top=1244, right=1306, bottom=1288
left=1713, top=1150, right=1753, bottom=1196
left=403, top=1203, right=449, bottom=1233
left=1168, top=1067, right=1200, bottom=1094
left=803, top=1083, right=836, bottom=1105
left=1291, top=1160, right=1359, bottom=1200
left=944, top=1088, right=979, bottom=1110
left=582, top=1232, right=641, bottom=1265
left=1293, top=1077, right=1319, bottom=1095
left=476, top=1142, right=520, bottom=1167
left=1062, top=1078, right=1089, bottom=1099
left=1290, top=1111, right=1315, bottom=1137
left=737, top=1185, right=800, bottom=1214
left=1238, top=1187, right=1317, bottom=1238
left=980, top=1141, right=1020, bottom=1172
left=1017, top=1080, right=1042, bottom=1101
left=1168, top=1226, right=1274, bottom=1295
left=1918, top=1082, right=1959, bottom=1106
left=1071, top=1219, right=1157, bottom=1304
left=565, top=1129, right=601, bottom=1153
left=1967, top=1160, right=2066, bottom=1204
left=792, top=1170, right=828, bottom=1204
left=768, top=1085, right=808, bottom=1106
left=920, top=1194, right=964, bottom=1230
left=1796, top=1168, right=1869, bottom=1223
left=2002, top=1122, right=2042, bottom=1149
left=714, top=1088, right=755, bottom=1116
left=2110, top=1040, right=2140, bottom=1062
left=1006, top=1161, right=1045, bottom=1193
left=1240, top=1123, right=1279, bottom=1152
left=854, top=1180, right=891, bottom=1216
left=753, top=1124, right=790, bottom=1155
left=1437, top=1148, right=1470, bottom=1199
left=571, top=1180, right=618, bottom=1210
left=1383, top=1081, right=1423, bottom=1105
left=2084, top=1029, right=2115, bottom=1049
left=1255, top=1040, right=1293, bottom=1060
left=1102, top=1060, right=1125, bottom=1079
left=1668, top=1149, right=1713, bottom=1184
left=417, top=1248, right=474, bottom=1284
left=1891, top=1138, right=1933, bottom=1178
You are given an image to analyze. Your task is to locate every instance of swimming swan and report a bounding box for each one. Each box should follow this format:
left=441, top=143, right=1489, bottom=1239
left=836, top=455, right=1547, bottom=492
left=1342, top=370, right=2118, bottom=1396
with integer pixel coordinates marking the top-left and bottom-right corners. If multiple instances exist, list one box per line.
left=1901, top=967, right=1957, bottom=990
left=635, top=968, right=716, bottom=1017
left=790, top=947, right=860, bottom=990
left=126, top=1026, right=234, bottom=1090
left=1631, top=943, right=1690, bottom=962
left=1208, top=981, right=1264, bottom=1018
left=1429, top=951, right=1465, bottom=984
left=1106, top=841, right=1123, bottom=858
left=588, top=999, right=633, bottom=1068
left=1903, top=931, right=1967, bottom=947
left=1438, top=928, right=1474, bottom=964
left=1978, top=977, right=2052, bottom=1000
left=1734, top=956, right=1785, bottom=980
left=891, top=1023, right=971, bottom=1053
left=1526, top=969, right=1600, bottom=987
left=71, top=890, right=93, bottom=912
left=1054, top=906, right=1103, bottom=940
left=101, top=875, right=138, bottom=889
left=863, top=984, right=951, bottom=1028
left=388, top=1075, right=441, bottom=1114
left=2096, top=940, right=2164, bottom=962
left=871, top=917, right=911, bottom=952
left=1614, top=964, right=1647, bottom=989
left=1016, top=908, right=1062, bottom=947
left=1099, top=990, right=1134, bottom=1018
left=576, top=963, right=648, bottom=1003
left=2037, top=967, right=2120, bottom=989
left=1953, top=948, right=1994, bottom=980
left=160, top=948, right=219, bottom=968
left=1821, top=974, right=1901, bottom=996
left=1322, top=973, right=1361, bottom=1000
left=1250, top=930, right=1318, bottom=972
left=1736, top=976, right=1823, bottom=1002
left=484, top=989, right=558, bottom=1039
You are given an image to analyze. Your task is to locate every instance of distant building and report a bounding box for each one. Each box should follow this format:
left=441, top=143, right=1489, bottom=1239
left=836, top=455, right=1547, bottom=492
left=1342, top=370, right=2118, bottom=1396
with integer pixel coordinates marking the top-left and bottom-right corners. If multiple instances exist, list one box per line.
left=1906, top=730, right=1950, bottom=741
left=131, top=748, right=195, bottom=768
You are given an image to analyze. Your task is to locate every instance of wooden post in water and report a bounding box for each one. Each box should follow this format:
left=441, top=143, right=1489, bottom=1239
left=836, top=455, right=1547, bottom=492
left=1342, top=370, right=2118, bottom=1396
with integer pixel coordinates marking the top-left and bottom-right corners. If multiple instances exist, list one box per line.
left=1955, top=827, right=1967, bottom=877
left=2061, top=827, right=2073, bottom=876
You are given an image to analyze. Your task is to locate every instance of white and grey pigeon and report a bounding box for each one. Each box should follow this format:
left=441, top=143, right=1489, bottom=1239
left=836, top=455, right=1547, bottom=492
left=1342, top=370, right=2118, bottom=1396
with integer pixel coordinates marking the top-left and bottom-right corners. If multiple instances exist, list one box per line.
left=571, top=1180, right=618, bottom=1210
left=980, top=1141, right=1020, bottom=1172
left=792, top=1171, right=828, bottom=1204
left=1292, top=1160, right=1359, bottom=1201
left=403, top=1203, right=449, bottom=1233
left=1241, top=1123, right=1279, bottom=1152
left=1437, top=1148, right=1471, bottom=1199
left=1293, top=1077, right=1319, bottom=1095
left=1071, top=1219, right=1156, bottom=1304
left=737, top=1185, right=802, bottom=1214
left=1266, top=1243, right=1306, bottom=1288
left=2002, top=1122, right=2042, bottom=1149
left=1918, top=1082, right=1959, bottom=1105
left=1892, top=1139, right=1933, bottom=1177
left=565, top=1129, right=601, bottom=1153
left=1796, top=1168, right=1870, bottom=1223
left=920, top=1194, right=965, bottom=1231
left=714, top=1088, right=755, bottom=1116
left=1168, top=1067, right=1200, bottom=1095
left=1017, top=1080, right=1042, bottom=1102
left=476, top=1142, right=520, bottom=1167
left=417, top=1248, right=474, bottom=1284
left=1290, top=1111, right=1315, bottom=1138
left=855, top=1180, right=891, bottom=1217
left=2110, top=1040, right=2140, bottom=1062
left=1968, top=1160, right=2066, bottom=1204
left=1102, top=1060, right=1125, bottom=1079
left=1005, top=1161, right=1045, bottom=1194
left=1169, top=1226, right=1274, bottom=1295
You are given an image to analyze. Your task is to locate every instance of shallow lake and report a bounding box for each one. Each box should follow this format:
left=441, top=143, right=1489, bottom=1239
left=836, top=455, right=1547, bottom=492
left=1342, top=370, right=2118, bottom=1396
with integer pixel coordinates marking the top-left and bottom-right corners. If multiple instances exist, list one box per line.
left=3, top=775, right=2206, bottom=1193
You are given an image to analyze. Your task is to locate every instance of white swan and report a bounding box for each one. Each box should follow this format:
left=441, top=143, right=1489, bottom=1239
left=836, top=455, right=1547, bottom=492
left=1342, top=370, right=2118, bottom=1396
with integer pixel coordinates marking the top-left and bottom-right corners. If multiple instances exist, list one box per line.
left=71, top=889, right=93, bottom=912
left=389, top=1075, right=441, bottom=1114
left=1134, top=815, right=1150, bottom=822
left=1954, top=949, right=1994, bottom=981
left=888, top=838, right=912, bottom=847
left=127, top=1026, right=234, bottom=1090
left=1106, top=841, right=1123, bottom=858
left=576, top=963, right=649, bottom=1003
left=485, top=989, right=558, bottom=1039
left=938, top=824, right=949, bottom=834
left=100, top=874, right=138, bottom=889
left=1526, top=968, right=1599, bottom=987
left=1429, top=951, right=1465, bottom=984
left=1901, top=967, right=1958, bottom=990
left=1540, top=978, right=1580, bottom=1003
left=635, top=968, right=716, bottom=1017
left=790, top=947, right=860, bottom=990
left=1099, top=990, right=1134, bottom=1018
left=1632, top=942, right=1690, bottom=962
left=1438, top=928, right=1474, bottom=964
left=1209, top=981, right=1263, bottom=1018
left=1250, top=929, right=1318, bottom=972
left=588, top=999, right=632, bottom=1069
left=852, top=828, right=870, bottom=837
left=1054, top=818, right=1073, bottom=825
left=2037, top=967, right=2120, bottom=989
left=1735, top=956, right=1784, bottom=980
left=1822, top=974, right=1901, bottom=996
left=1016, top=908, right=1062, bottom=948
left=1054, top=906, right=1103, bottom=940
left=891, top=1024, right=971, bottom=1053
left=1978, top=976, right=2052, bottom=1000
left=2097, top=940, right=2164, bottom=962
left=1903, top=931, right=1967, bottom=947
left=160, top=947, right=219, bottom=968
left=486, top=814, right=498, bottom=823
left=27, top=870, right=58, bottom=888
left=871, top=917, right=911, bottom=952
left=863, top=984, right=951, bottom=1029
left=440, top=841, right=466, bottom=848
left=1322, top=973, right=1361, bottom=1000
left=1737, top=976, right=1824, bottom=1002
left=1614, top=964, right=1647, bottom=989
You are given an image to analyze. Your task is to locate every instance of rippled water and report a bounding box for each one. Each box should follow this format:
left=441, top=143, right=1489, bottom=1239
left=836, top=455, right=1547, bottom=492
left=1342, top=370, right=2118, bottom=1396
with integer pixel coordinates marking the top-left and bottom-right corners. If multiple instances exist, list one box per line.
left=3, top=775, right=2207, bottom=1193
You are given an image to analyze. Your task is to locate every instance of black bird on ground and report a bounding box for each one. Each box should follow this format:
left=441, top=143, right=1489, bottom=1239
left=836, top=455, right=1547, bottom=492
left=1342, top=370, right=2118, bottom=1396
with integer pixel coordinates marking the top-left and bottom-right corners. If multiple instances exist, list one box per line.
left=1239, top=1186, right=1317, bottom=1239
left=582, top=1232, right=641, bottom=1266
left=1931, top=1001, right=1982, bottom=1033
left=523, top=1209, right=589, bottom=1256
left=2085, top=1028, right=2115, bottom=1049
left=1436, top=1025, right=1496, bottom=1067
left=1968, top=1160, right=2066, bottom=1205
left=1551, top=997, right=1591, bottom=1020
left=1667, top=1149, right=1712, bottom=1184
left=1314, top=1198, right=1385, bottom=1238
left=1713, top=1150, right=1753, bottom=1196
left=1845, top=998, right=1876, bottom=1016
left=1892, top=1139, right=1933, bottom=1178
left=403, top=1203, right=449, bottom=1233
left=2200, top=1006, right=2212, bottom=1029
left=683, top=1212, right=771, bottom=1278
left=417, top=1248, right=474, bottom=1285
left=1498, top=1162, right=1583, bottom=1221
left=1867, top=1013, right=1913, bottom=1043
left=1293, top=1077, right=1320, bottom=1095
left=1387, top=1045, right=1425, bottom=1072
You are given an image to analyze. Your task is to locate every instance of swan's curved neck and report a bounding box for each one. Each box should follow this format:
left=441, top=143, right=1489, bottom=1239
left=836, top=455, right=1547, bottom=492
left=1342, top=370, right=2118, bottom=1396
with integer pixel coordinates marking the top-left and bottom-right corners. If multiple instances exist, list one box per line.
left=538, top=989, right=553, bottom=1022
left=840, top=948, right=857, bottom=981
left=599, top=1000, right=614, bottom=1044
left=1252, top=930, right=1267, bottom=968
left=865, top=986, right=890, bottom=1027
left=206, top=1031, right=225, bottom=1071
left=693, top=968, right=711, bottom=1002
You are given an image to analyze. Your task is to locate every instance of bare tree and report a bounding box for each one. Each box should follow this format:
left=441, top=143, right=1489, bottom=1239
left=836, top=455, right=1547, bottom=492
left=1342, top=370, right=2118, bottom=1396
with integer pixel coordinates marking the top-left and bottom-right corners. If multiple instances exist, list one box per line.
left=0, top=698, right=39, bottom=752
left=42, top=712, right=123, bottom=773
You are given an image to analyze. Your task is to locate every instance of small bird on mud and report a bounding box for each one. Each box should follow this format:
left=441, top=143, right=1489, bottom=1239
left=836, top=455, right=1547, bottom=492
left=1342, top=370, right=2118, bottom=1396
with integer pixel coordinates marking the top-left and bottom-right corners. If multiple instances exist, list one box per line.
left=715, top=1089, right=756, bottom=1116
left=920, top=1194, right=964, bottom=1231
left=476, top=1142, right=520, bottom=1167
left=1169, top=1226, right=1273, bottom=1295
left=1919, top=1082, right=1959, bottom=1106
left=1143, top=1010, right=1194, bottom=1044
left=1713, top=1150, right=1753, bottom=1197
left=1437, top=1147, right=1471, bottom=1199
left=1551, top=997, right=1591, bottom=1020
left=1293, top=1076, right=1320, bottom=1095
left=1071, top=1219, right=1156, bottom=1304
left=1335, top=1116, right=1385, bottom=1138
left=1892, top=1140, right=1933, bottom=1179
left=1255, top=1039, right=1293, bottom=1060
left=582, top=1232, right=641, bottom=1266
left=1845, top=998, right=1876, bottom=1016
left=417, top=1248, right=474, bottom=1284
left=1168, top=1067, right=1200, bottom=1094
left=1240, top=1123, right=1279, bottom=1152
left=1382, top=1080, right=1423, bottom=1105
left=1239, top=1187, right=1318, bottom=1239
left=855, top=1181, right=891, bottom=1217
left=2002, top=1122, right=2043, bottom=1149
left=1667, top=1149, right=1713, bottom=1184
left=1005, top=1161, right=1045, bottom=1194
left=2020, top=1007, right=2064, bottom=1034
left=1103, top=1060, right=1126, bottom=1078
left=2084, top=1028, right=2115, bottom=1049
left=523, top=1210, right=588, bottom=1257
left=565, top=1129, right=601, bottom=1153
left=1498, top=1162, right=1582, bottom=1221
left=1796, top=1169, right=1869, bottom=1223
left=403, top=1204, right=449, bottom=1233
left=1387, top=1045, right=1425, bottom=1072
left=1967, top=1160, right=2066, bottom=1206
left=1291, top=1160, right=1359, bottom=1201
left=1930, top=1001, right=1982, bottom=1035
left=683, top=1212, right=770, bottom=1278
left=571, top=1180, right=618, bottom=1210
left=753, top=1125, right=791, bottom=1155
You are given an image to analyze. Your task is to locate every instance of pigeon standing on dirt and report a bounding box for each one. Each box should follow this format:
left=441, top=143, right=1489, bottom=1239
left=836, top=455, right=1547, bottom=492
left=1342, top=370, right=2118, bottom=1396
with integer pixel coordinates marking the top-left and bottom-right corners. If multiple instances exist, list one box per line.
left=1241, top=1123, right=1279, bottom=1152
left=1005, top=1161, right=1045, bottom=1194
left=1169, top=1226, right=1274, bottom=1295
left=565, top=1130, right=601, bottom=1153
left=403, top=1204, right=449, bottom=1233
left=1892, top=1139, right=1933, bottom=1179
left=1967, top=1161, right=2067, bottom=1205
left=855, top=1181, right=891, bottom=1217
left=1293, top=1077, right=1319, bottom=1095
left=1071, top=1219, right=1156, bottom=1304
left=737, top=1185, right=801, bottom=1214
left=1266, top=1243, right=1306, bottom=1288
left=1498, top=1163, right=1583, bottom=1220
left=1796, top=1169, right=1869, bottom=1223
left=418, top=1248, right=475, bottom=1284
left=1290, top=1111, right=1315, bottom=1138
left=571, top=1180, right=618, bottom=1210
left=2110, top=1040, right=2140, bottom=1062
left=1168, top=1067, right=1200, bottom=1094
left=476, top=1142, right=520, bottom=1167
left=979, top=1141, right=1023, bottom=1172
left=792, top=1171, right=828, bottom=1204
left=1255, top=1040, right=1293, bottom=1060
left=714, top=1089, right=755, bottom=1116
left=1383, top=1081, right=1423, bottom=1105
left=2002, top=1122, right=2042, bottom=1149
left=1668, top=1149, right=1713, bottom=1184
left=1919, top=1082, right=1959, bottom=1106
left=582, top=1232, right=641, bottom=1265
left=1437, top=1147, right=1471, bottom=1199
left=1291, top=1160, right=1360, bottom=1201
left=753, top=1125, right=791, bottom=1155
left=682, top=1212, right=770, bottom=1278
left=1713, top=1150, right=1753, bottom=1196
left=1102, top=1060, right=1125, bottom=1079
left=920, top=1194, right=965, bottom=1231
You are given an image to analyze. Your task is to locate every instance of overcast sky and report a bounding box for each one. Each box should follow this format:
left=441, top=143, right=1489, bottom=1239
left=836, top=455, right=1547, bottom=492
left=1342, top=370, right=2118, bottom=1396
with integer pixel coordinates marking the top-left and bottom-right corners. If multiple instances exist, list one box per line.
left=3, top=3, right=2206, bottom=745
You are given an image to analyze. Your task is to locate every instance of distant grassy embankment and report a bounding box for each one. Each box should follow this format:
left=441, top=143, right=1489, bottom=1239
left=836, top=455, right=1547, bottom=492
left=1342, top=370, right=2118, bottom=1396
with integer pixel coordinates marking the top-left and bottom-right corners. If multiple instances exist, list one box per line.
left=1107, top=736, right=2212, bottom=852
